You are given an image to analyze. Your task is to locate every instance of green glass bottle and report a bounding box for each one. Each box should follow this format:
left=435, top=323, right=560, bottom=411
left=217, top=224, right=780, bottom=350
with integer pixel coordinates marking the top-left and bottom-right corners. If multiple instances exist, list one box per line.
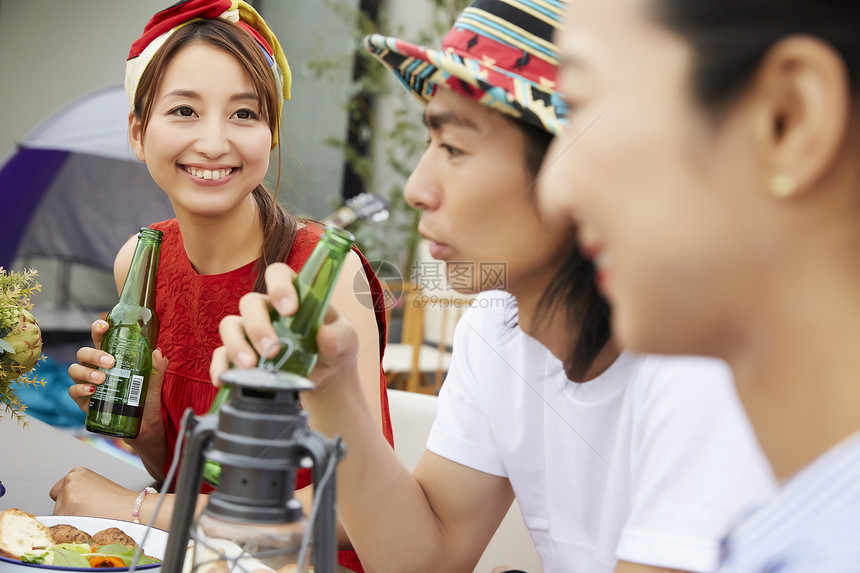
left=86, top=228, right=162, bottom=439
left=202, top=224, right=355, bottom=486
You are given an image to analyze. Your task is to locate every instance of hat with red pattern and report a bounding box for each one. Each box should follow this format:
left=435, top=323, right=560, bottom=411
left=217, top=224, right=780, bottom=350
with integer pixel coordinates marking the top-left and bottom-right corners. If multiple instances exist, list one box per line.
left=125, top=0, right=291, bottom=144
left=365, top=0, right=568, bottom=135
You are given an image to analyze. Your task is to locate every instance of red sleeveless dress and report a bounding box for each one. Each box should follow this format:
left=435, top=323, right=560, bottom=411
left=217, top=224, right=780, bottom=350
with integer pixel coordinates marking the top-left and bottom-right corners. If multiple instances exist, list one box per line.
left=151, top=219, right=392, bottom=572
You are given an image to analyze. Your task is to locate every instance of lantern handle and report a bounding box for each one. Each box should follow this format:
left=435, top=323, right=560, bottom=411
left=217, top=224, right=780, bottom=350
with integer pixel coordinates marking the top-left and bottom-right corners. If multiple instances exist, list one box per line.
left=259, top=337, right=296, bottom=372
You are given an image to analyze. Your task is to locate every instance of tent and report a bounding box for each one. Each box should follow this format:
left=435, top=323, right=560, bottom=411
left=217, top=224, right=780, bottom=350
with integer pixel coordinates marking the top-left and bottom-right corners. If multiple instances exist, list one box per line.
left=0, top=85, right=174, bottom=332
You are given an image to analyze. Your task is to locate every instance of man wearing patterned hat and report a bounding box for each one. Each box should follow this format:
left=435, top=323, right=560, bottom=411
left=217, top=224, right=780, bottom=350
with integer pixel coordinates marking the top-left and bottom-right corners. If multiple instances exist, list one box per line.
left=214, top=1, right=774, bottom=571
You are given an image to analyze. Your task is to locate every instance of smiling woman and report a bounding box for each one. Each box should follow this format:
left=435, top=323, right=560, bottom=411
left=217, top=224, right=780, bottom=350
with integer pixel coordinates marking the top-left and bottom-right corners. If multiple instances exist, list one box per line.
left=51, top=3, right=393, bottom=573
left=129, top=42, right=273, bottom=223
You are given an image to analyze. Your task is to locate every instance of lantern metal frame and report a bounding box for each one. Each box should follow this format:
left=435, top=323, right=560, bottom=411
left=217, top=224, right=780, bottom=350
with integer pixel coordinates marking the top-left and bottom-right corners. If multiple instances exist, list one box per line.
left=160, top=364, right=344, bottom=573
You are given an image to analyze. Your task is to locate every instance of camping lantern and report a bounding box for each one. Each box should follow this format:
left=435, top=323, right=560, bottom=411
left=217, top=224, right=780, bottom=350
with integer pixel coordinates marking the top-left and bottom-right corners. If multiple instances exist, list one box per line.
left=160, top=364, right=344, bottom=573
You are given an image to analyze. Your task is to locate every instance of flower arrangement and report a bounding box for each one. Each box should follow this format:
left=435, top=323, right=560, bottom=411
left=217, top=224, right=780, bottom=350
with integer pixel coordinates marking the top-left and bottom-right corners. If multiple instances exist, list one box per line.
left=0, top=267, right=45, bottom=422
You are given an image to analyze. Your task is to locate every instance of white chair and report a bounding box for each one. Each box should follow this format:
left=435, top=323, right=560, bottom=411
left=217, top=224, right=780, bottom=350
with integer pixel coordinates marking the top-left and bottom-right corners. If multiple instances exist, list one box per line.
left=387, top=389, right=543, bottom=572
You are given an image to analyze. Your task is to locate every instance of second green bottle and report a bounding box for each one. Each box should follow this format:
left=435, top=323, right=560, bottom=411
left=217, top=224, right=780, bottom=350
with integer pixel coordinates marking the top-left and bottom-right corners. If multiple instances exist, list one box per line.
left=203, top=224, right=356, bottom=486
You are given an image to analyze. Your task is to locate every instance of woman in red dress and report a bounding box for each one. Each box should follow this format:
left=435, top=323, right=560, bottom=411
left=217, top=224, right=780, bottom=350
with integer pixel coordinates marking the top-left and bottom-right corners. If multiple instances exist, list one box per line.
left=54, top=2, right=391, bottom=571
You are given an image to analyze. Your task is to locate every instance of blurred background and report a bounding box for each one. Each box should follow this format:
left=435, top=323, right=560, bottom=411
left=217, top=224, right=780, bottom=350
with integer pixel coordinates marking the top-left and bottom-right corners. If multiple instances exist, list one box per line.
left=0, top=0, right=469, bottom=437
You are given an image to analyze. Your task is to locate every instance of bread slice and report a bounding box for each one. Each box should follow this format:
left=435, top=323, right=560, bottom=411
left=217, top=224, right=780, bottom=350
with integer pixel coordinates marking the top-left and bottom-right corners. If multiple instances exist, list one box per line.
left=0, top=508, right=55, bottom=559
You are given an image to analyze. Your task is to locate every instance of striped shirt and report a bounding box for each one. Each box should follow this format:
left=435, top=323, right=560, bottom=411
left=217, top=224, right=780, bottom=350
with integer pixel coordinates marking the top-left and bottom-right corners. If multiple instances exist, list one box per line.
left=719, top=431, right=860, bottom=572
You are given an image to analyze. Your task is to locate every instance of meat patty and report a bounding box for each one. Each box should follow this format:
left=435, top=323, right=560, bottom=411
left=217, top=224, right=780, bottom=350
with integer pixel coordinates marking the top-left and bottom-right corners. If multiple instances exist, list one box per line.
left=91, top=527, right=136, bottom=549
left=49, top=524, right=93, bottom=545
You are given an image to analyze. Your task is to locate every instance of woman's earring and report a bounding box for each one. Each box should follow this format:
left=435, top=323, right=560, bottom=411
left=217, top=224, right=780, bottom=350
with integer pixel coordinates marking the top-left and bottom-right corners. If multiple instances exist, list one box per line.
left=769, top=173, right=797, bottom=199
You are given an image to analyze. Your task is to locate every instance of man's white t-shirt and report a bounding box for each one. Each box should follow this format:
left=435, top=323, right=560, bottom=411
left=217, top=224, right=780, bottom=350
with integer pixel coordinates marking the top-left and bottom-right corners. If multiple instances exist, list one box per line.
left=427, top=291, right=774, bottom=573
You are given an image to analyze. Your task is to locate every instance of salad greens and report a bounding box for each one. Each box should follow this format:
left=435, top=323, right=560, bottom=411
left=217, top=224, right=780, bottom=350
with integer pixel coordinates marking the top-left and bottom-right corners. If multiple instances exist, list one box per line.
left=20, top=542, right=160, bottom=567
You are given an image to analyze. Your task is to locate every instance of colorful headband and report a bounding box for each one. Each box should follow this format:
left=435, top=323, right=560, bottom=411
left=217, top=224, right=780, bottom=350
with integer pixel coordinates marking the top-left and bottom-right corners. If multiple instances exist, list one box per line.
left=365, top=0, right=568, bottom=135
left=125, top=0, right=291, bottom=147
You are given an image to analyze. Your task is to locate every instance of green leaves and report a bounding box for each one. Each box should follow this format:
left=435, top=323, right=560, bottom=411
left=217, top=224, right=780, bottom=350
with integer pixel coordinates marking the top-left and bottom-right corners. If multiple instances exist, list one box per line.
left=95, top=543, right=160, bottom=565
left=21, top=543, right=91, bottom=567
left=20, top=543, right=161, bottom=567
left=50, top=546, right=91, bottom=567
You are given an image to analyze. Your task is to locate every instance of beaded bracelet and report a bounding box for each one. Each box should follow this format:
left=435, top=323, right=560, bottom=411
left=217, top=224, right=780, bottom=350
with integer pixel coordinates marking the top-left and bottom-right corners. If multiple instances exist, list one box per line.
left=132, top=486, right=157, bottom=524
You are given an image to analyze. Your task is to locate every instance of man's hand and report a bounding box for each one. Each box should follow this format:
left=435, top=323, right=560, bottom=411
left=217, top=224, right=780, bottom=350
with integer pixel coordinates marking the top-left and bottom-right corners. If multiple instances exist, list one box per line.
left=210, top=262, right=360, bottom=391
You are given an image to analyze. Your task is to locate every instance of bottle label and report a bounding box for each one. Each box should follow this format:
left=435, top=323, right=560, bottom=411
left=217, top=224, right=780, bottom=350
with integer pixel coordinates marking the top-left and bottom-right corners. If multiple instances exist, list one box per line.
left=92, top=366, right=131, bottom=402
left=92, top=336, right=147, bottom=417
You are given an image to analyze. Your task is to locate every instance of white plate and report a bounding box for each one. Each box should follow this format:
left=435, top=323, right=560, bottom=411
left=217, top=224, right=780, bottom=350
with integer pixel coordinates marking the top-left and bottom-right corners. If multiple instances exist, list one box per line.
left=0, top=516, right=166, bottom=571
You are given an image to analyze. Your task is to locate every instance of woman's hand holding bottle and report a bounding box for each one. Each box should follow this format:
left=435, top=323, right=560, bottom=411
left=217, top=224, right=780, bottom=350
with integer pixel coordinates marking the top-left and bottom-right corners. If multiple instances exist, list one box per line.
left=68, top=321, right=167, bottom=418
left=66, top=319, right=168, bottom=479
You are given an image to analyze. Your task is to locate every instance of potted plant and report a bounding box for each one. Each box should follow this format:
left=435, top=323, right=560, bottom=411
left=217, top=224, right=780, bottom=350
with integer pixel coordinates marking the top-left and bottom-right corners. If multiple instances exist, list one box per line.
left=308, top=0, right=470, bottom=279
left=0, top=267, right=44, bottom=423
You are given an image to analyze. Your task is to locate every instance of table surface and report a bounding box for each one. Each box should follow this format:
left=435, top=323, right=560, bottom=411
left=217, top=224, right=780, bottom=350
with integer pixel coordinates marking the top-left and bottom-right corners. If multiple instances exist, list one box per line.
left=0, top=416, right=154, bottom=515
left=0, top=418, right=355, bottom=572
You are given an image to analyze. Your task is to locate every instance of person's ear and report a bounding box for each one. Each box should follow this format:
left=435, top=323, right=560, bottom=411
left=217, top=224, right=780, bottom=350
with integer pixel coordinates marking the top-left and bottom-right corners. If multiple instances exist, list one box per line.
left=750, top=36, right=849, bottom=199
left=128, top=111, right=146, bottom=162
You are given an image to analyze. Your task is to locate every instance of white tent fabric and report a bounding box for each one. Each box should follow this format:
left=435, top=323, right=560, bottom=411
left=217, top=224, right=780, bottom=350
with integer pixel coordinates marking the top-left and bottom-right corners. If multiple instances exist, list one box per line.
left=0, top=85, right=174, bottom=331
left=21, top=85, right=138, bottom=161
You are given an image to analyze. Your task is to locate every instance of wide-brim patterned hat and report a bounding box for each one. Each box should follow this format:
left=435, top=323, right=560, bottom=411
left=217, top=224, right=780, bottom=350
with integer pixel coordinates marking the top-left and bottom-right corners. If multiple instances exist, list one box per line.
left=365, top=0, right=568, bottom=135
left=126, top=0, right=291, bottom=148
